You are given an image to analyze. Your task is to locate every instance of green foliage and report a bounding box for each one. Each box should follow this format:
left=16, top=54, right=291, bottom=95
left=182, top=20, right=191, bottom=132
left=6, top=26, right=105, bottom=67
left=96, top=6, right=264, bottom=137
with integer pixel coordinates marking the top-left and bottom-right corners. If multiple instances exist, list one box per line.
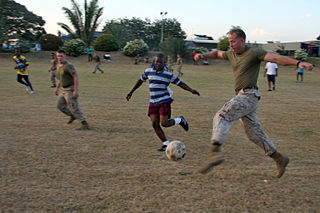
left=195, top=47, right=209, bottom=53
left=218, top=36, right=229, bottom=51
left=123, top=39, right=148, bottom=57
left=102, top=17, right=186, bottom=49
left=58, top=0, right=104, bottom=47
left=61, top=39, right=87, bottom=57
left=160, top=37, right=191, bottom=60
left=0, top=0, right=46, bottom=44
left=294, top=49, right=308, bottom=61
left=38, top=34, right=63, bottom=51
left=93, top=34, right=119, bottom=52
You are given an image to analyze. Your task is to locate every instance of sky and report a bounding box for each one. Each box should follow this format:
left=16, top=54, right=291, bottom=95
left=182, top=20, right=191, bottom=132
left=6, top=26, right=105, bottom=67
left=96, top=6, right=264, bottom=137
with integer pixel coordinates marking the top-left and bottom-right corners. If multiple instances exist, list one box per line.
left=15, top=0, right=320, bottom=43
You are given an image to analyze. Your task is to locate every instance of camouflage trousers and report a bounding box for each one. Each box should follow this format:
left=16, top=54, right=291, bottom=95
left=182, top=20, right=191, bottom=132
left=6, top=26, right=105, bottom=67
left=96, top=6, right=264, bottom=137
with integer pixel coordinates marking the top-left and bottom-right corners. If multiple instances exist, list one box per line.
left=211, top=88, right=276, bottom=156
left=57, top=86, right=86, bottom=122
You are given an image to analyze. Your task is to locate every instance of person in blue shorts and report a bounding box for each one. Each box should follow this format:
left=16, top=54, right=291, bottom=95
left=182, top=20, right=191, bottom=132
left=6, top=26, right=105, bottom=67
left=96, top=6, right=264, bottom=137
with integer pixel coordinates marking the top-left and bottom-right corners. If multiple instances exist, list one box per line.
left=126, top=53, right=200, bottom=151
left=12, top=49, right=35, bottom=94
left=296, top=66, right=304, bottom=82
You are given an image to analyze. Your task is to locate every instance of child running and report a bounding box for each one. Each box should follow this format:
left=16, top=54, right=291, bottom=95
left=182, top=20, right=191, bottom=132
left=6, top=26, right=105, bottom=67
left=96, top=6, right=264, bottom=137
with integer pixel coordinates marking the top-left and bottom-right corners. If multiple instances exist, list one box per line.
left=126, top=53, right=200, bottom=151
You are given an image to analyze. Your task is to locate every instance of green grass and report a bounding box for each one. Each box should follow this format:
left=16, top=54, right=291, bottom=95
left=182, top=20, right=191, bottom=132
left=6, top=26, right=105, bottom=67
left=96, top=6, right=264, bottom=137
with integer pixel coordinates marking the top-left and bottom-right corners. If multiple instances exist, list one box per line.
left=0, top=51, right=319, bottom=212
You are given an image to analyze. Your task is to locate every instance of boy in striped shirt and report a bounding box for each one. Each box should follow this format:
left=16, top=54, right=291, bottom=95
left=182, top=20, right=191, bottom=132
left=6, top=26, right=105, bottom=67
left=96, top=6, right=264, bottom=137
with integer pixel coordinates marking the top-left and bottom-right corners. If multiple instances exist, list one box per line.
left=126, top=54, right=200, bottom=151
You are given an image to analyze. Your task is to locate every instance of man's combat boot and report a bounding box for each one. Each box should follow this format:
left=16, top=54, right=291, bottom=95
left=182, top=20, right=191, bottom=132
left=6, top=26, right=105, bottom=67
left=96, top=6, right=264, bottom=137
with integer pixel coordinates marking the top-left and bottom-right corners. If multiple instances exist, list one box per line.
left=198, top=145, right=224, bottom=174
left=270, top=151, right=290, bottom=178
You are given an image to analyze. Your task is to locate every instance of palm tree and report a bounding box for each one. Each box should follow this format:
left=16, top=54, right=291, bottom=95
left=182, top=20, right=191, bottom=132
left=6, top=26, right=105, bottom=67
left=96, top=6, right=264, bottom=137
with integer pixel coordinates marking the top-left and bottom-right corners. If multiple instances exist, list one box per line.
left=58, top=0, right=103, bottom=47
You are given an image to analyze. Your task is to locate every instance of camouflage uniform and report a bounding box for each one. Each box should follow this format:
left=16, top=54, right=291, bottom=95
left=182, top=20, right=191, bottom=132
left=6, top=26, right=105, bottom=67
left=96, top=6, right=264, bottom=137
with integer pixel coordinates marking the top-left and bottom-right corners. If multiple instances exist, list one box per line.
left=57, top=61, right=86, bottom=122
left=211, top=88, right=276, bottom=155
left=212, top=47, right=277, bottom=156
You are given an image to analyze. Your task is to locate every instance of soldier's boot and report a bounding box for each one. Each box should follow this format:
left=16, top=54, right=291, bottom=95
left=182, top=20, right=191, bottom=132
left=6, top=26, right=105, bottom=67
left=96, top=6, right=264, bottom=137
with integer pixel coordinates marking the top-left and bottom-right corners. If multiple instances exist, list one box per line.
left=270, top=151, right=290, bottom=178
left=198, top=145, right=224, bottom=174
left=67, top=115, right=76, bottom=124
left=76, top=121, right=90, bottom=130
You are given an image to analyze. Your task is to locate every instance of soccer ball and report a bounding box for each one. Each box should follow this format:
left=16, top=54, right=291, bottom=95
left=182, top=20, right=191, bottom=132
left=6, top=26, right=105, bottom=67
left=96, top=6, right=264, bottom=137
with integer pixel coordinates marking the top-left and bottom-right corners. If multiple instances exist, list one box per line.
left=165, top=140, right=186, bottom=161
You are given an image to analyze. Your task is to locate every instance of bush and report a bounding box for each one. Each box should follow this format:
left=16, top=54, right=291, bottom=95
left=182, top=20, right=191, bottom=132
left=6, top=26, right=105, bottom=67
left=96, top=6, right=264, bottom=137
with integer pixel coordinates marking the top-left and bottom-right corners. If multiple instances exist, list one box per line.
left=294, top=49, right=308, bottom=61
left=93, top=34, right=119, bottom=52
left=38, top=34, right=63, bottom=51
left=123, top=39, right=149, bottom=57
left=61, top=39, right=87, bottom=57
left=217, top=37, right=229, bottom=51
left=195, top=47, right=209, bottom=53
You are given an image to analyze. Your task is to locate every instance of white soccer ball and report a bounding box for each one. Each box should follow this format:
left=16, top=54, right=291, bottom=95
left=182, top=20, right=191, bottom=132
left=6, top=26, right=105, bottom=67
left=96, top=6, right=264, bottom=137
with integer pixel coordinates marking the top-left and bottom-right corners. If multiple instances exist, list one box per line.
left=165, top=140, right=186, bottom=161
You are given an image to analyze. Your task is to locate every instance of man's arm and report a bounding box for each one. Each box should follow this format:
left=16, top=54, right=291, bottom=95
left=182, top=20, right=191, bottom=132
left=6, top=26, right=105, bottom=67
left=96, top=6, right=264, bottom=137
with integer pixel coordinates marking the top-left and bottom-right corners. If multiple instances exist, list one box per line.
left=126, top=79, right=144, bottom=101
left=72, top=72, right=79, bottom=99
left=178, top=82, right=200, bottom=96
left=194, top=50, right=225, bottom=62
left=264, top=52, right=314, bottom=70
left=55, top=81, right=60, bottom=96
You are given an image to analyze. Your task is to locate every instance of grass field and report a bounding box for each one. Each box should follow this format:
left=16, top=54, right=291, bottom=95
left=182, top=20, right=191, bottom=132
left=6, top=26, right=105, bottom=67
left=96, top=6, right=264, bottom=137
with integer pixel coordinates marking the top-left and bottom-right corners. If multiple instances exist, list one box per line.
left=0, top=51, right=319, bottom=212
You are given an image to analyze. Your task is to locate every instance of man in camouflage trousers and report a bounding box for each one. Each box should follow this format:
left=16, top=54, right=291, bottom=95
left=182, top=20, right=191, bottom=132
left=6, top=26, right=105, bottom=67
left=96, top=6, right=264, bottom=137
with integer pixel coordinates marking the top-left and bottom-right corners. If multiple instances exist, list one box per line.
left=55, top=49, right=89, bottom=130
left=194, top=28, right=314, bottom=178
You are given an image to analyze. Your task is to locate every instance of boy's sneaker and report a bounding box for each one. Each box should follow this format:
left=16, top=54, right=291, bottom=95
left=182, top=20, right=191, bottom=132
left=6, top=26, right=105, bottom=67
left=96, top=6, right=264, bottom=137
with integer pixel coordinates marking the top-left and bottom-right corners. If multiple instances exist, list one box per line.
left=30, top=90, right=35, bottom=94
left=26, top=86, right=29, bottom=92
left=179, top=116, right=189, bottom=131
left=157, top=145, right=167, bottom=152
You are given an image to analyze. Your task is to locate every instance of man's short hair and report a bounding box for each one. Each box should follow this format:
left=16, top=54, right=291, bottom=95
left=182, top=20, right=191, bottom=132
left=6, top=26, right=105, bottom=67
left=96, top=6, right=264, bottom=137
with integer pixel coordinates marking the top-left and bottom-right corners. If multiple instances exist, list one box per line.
left=57, top=49, right=66, bottom=54
left=228, top=28, right=246, bottom=41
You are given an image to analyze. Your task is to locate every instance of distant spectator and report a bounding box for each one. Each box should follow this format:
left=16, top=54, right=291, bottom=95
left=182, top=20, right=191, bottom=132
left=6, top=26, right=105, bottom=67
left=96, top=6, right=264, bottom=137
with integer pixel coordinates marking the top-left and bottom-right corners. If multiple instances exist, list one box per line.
left=175, top=54, right=183, bottom=77
left=87, top=47, right=93, bottom=62
left=103, top=52, right=111, bottom=62
left=48, top=52, right=58, bottom=88
left=92, top=53, right=104, bottom=74
left=134, top=54, right=140, bottom=65
left=296, top=66, right=304, bottom=82
left=264, top=62, right=278, bottom=91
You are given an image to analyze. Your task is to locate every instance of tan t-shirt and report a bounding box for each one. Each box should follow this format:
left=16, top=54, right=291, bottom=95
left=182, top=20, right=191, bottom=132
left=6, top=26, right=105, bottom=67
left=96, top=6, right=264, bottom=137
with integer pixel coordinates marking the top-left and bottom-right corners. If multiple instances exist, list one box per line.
left=58, top=61, right=76, bottom=87
left=223, top=46, right=267, bottom=91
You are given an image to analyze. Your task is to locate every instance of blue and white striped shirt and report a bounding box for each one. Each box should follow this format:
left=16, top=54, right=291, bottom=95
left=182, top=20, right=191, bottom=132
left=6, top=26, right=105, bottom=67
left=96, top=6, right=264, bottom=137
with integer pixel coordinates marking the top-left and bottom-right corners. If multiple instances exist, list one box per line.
left=140, top=68, right=181, bottom=105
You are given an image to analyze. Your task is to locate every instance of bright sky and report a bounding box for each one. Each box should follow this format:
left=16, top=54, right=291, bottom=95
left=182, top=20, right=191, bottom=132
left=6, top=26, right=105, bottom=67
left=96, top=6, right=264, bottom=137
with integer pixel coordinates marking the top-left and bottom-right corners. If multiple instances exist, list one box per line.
left=15, top=0, right=320, bottom=43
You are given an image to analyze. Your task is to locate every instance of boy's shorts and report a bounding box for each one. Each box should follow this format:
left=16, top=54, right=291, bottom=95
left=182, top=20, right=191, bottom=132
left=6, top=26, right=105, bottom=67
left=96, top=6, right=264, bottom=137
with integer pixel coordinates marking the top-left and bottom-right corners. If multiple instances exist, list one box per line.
left=148, top=102, right=171, bottom=118
left=267, top=74, right=275, bottom=83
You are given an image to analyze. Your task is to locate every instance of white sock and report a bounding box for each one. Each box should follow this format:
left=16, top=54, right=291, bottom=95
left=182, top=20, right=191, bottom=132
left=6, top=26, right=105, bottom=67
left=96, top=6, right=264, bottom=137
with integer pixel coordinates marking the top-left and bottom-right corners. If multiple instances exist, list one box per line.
left=174, top=117, right=182, bottom=125
left=163, top=140, right=170, bottom=146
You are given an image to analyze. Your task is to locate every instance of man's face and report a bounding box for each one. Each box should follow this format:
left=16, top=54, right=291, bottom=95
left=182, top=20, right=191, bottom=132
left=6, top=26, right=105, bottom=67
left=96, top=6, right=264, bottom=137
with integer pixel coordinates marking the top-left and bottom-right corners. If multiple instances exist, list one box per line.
left=154, top=57, right=164, bottom=71
left=228, top=33, right=245, bottom=54
left=56, top=52, right=66, bottom=64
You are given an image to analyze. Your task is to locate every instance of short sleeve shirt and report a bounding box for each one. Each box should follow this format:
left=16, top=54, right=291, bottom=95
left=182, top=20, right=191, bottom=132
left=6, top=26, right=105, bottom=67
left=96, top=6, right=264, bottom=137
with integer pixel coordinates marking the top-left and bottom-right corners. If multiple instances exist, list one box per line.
left=58, top=61, right=76, bottom=87
left=265, top=62, right=278, bottom=75
left=223, top=46, right=267, bottom=91
left=141, top=68, right=181, bottom=105
left=13, top=55, right=29, bottom=75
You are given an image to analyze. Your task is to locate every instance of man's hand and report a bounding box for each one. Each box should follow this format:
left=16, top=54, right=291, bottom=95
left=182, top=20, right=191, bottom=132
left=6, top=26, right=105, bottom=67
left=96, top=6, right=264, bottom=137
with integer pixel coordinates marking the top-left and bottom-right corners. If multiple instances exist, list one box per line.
left=73, top=90, right=79, bottom=99
left=299, top=62, right=314, bottom=71
left=193, top=53, right=203, bottom=62
left=55, top=88, right=59, bottom=96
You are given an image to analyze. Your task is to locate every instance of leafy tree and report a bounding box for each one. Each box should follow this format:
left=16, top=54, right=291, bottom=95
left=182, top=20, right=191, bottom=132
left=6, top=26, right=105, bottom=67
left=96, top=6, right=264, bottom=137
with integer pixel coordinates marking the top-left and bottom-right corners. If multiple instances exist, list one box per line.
left=0, top=0, right=46, bottom=44
left=317, top=35, right=320, bottom=40
left=93, top=33, right=119, bottom=52
left=38, top=34, right=63, bottom=51
left=103, top=17, right=150, bottom=48
left=62, top=39, right=87, bottom=57
left=217, top=36, right=229, bottom=51
left=123, top=39, right=148, bottom=57
left=160, top=37, right=191, bottom=61
left=102, top=17, right=186, bottom=50
left=58, top=0, right=103, bottom=47
left=149, top=18, right=186, bottom=49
